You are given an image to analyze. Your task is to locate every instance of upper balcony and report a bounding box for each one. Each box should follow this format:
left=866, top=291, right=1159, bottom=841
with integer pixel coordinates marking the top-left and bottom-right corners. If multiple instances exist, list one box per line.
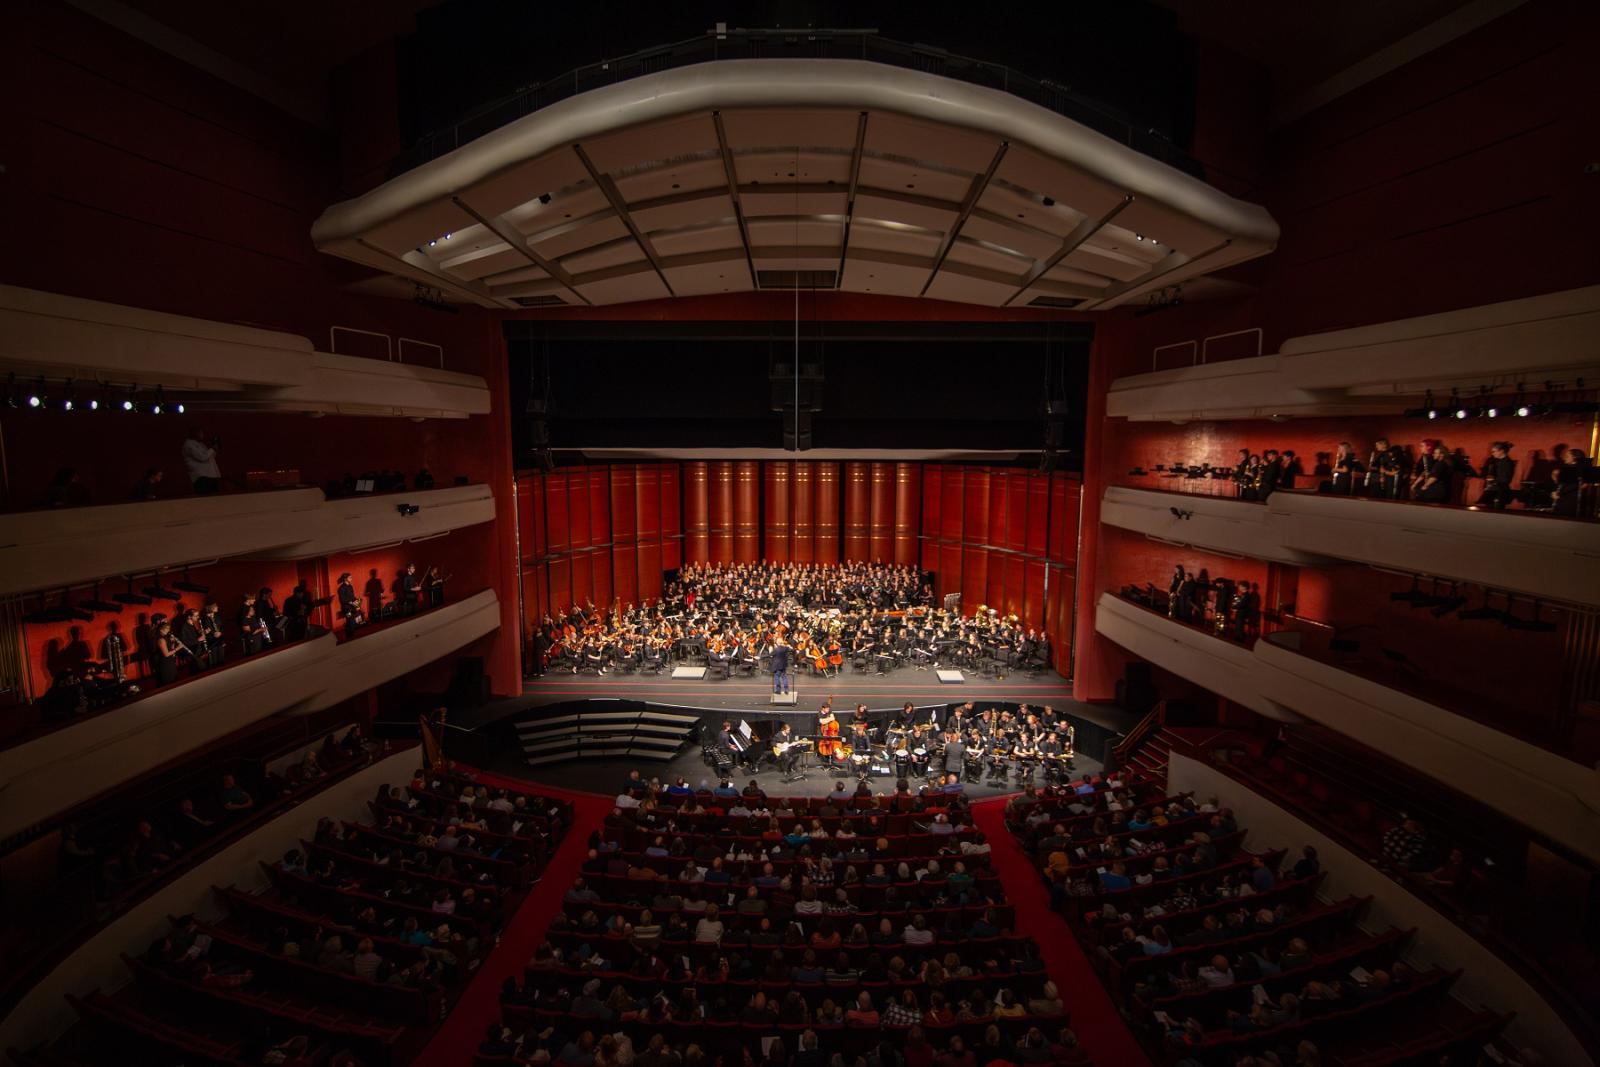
left=1101, top=484, right=1600, bottom=608
left=0, top=483, right=495, bottom=598
left=0, top=284, right=489, bottom=418
left=1107, top=283, right=1600, bottom=421
left=1094, top=590, right=1600, bottom=864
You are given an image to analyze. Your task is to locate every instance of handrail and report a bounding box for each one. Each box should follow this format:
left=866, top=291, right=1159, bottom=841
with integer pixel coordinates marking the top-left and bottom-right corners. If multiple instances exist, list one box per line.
left=1112, top=698, right=1166, bottom=768
left=389, top=29, right=1203, bottom=180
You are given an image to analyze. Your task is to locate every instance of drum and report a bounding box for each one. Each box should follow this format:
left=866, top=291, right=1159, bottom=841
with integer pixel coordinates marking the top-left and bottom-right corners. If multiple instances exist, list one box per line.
left=894, top=751, right=911, bottom=777
left=911, top=750, right=929, bottom=777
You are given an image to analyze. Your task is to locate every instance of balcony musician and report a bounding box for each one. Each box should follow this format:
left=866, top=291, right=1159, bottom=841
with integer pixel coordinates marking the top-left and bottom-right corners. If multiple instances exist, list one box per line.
left=1330, top=441, right=1361, bottom=495
left=337, top=572, right=364, bottom=638
left=1476, top=441, right=1517, bottom=509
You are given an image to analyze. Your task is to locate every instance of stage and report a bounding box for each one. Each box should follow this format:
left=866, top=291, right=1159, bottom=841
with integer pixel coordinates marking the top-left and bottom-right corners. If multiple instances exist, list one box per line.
left=425, top=663, right=1138, bottom=799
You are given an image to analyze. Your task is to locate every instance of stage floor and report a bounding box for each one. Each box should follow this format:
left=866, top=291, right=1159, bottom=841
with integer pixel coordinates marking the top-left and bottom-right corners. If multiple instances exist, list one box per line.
left=519, top=662, right=1084, bottom=716
left=434, top=664, right=1133, bottom=800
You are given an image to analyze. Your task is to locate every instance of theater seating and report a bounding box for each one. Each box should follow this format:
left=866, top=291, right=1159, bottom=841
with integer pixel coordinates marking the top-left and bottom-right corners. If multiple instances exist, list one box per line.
left=14, top=769, right=573, bottom=1066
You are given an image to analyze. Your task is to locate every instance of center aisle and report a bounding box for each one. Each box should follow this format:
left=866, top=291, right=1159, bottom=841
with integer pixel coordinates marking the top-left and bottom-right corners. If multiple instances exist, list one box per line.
left=418, top=773, right=613, bottom=1067
left=968, top=797, right=1151, bottom=1067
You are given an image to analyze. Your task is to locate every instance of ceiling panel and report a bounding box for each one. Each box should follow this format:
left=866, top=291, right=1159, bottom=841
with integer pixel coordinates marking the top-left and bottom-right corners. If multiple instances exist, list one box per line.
left=579, top=114, right=720, bottom=174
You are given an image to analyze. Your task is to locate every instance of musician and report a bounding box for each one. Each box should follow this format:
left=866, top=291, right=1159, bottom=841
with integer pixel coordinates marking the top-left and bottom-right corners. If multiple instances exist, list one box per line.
left=1553, top=447, right=1588, bottom=517
left=336, top=573, right=363, bottom=639
left=774, top=722, right=801, bottom=775
left=255, top=587, right=283, bottom=639
left=282, top=585, right=311, bottom=641
left=1477, top=442, right=1517, bottom=509
left=1239, top=454, right=1263, bottom=500
left=423, top=566, right=449, bottom=608
left=399, top=563, right=421, bottom=616
left=1257, top=449, right=1284, bottom=501
left=177, top=608, right=208, bottom=675
left=1369, top=439, right=1408, bottom=499
left=153, top=622, right=180, bottom=685
left=1414, top=442, right=1454, bottom=504
left=770, top=638, right=792, bottom=695
left=1231, top=448, right=1251, bottom=498
left=1331, top=442, right=1361, bottom=495
left=942, top=731, right=966, bottom=779
left=817, top=706, right=840, bottom=761
left=202, top=602, right=226, bottom=667
left=1234, top=581, right=1262, bottom=643
left=1175, top=571, right=1198, bottom=624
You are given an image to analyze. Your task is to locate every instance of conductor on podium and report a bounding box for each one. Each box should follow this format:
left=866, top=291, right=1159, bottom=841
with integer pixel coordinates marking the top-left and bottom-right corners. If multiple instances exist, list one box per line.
left=771, top=639, right=792, bottom=695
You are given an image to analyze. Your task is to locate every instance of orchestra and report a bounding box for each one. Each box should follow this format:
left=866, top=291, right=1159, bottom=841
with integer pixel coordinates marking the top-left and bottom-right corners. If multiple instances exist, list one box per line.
left=717, top=699, right=1078, bottom=786
left=529, top=561, right=1050, bottom=678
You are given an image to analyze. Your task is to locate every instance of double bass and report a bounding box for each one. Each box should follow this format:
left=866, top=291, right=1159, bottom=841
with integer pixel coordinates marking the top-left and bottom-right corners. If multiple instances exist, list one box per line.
left=817, top=708, right=840, bottom=759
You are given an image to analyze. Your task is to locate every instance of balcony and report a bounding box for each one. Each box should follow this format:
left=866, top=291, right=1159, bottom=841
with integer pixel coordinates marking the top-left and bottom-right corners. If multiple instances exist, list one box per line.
left=1101, top=485, right=1600, bottom=608
left=0, top=483, right=495, bottom=597
left=1107, top=283, right=1600, bottom=421
left=1093, top=592, right=1290, bottom=721
left=0, top=590, right=499, bottom=837
left=1094, top=592, right=1600, bottom=862
left=0, top=284, right=489, bottom=417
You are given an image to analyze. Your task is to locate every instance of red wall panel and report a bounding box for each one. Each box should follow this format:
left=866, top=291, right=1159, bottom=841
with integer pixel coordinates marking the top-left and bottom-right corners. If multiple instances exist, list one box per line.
left=567, top=472, right=592, bottom=550
left=938, top=544, right=964, bottom=604
left=734, top=460, right=760, bottom=563
left=569, top=552, right=593, bottom=611
left=988, top=475, right=1009, bottom=550
left=637, top=541, right=663, bottom=601
left=547, top=557, right=572, bottom=618
left=964, top=470, right=991, bottom=545
left=612, top=545, right=638, bottom=607
left=545, top=475, right=571, bottom=555
left=764, top=462, right=792, bottom=563
left=659, top=464, right=682, bottom=571
left=921, top=465, right=942, bottom=538
left=708, top=461, right=734, bottom=564
left=940, top=468, right=964, bottom=541
left=1002, top=555, right=1026, bottom=620
left=868, top=461, right=894, bottom=563
left=961, top=546, right=990, bottom=613
left=683, top=461, right=709, bottom=564
left=893, top=462, right=921, bottom=566
left=1026, top=475, right=1049, bottom=557
left=1023, top=560, right=1047, bottom=632
left=1005, top=474, right=1029, bottom=553
left=587, top=469, right=611, bottom=548
left=610, top=466, right=637, bottom=543
left=792, top=462, right=815, bottom=563
left=814, top=462, right=840, bottom=563
left=843, top=461, right=870, bottom=562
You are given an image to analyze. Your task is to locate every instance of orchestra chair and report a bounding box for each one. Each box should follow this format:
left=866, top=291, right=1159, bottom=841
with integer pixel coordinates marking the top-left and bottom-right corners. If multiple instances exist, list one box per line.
left=706, top=656, right=730, bottom=681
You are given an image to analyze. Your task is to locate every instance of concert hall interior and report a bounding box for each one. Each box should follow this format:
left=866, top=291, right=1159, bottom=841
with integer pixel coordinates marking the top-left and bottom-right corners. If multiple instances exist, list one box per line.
left=1, top=2, right=1597, bottom=1066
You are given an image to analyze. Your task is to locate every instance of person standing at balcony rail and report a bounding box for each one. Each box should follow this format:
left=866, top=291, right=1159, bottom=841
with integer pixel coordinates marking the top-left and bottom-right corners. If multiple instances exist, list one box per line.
left=337, top=572, right=364, bottom=638
left=1475, top=442, right=1517, bottom=510
left=1553, top=447, right=1589, bottom=516
left=182, top=427, right=222, bottom=495
left=1330, top=442, right=1361, bottom=495
left=1414, top=442, right=1454, bottom=504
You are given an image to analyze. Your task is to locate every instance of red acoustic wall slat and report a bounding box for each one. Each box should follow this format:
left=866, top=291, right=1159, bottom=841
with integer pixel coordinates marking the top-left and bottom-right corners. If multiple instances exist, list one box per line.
left=683, top=461, right=709, bottom=564
left=545, top=475, right=571, bottom=555
left=659, top=463, right=682, bottom=571
left=813, top=462, right=840, bottom=563
left=964, top=469, right=991, bottom=545
left=843, top=460, right=870, bottom=562
left=1025, top=475, right=1049, bottom=556
left=567, top=471, right=592, bottom=550
left=986, top=549, right=1007, bottom=610
left=734, top=460, right=760, bottom=563
left=1023, top=559, right=1047, bottom=631
left=587, top=469, right=611, bottom=548
left=610, top=467, right=637, bottom=543
left=868, top=461, right=894, bottom=563
left=791, top=462, right=815, bottom=563
left=764, top=461, right=792, bottom=563
left=938, top=543, right=963, bottom=603
left=988, top=475, right=1009, bottom=550
left=940, top=467, right=964, bottom=541
left=547, top=557, right=572, bottom=618
left=637, top=540, right=663, bottom=600
left=961, top=546, right=989, bottom=612
left=1005, top=473, right=1029, bottom=553
left=893, top=461, right=920, bottom=566
left=1002, top=555, right=1026, bottom=620
left=708, top=460, right=734, bottom=564
left=570, top=552, right=593, bottom=610
left=612, top=545, right=638, bottom=607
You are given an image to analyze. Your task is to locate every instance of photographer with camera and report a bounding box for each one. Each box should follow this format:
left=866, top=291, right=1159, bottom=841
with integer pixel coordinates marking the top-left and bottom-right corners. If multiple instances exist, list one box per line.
left=182, top=427, right=222, bottom=495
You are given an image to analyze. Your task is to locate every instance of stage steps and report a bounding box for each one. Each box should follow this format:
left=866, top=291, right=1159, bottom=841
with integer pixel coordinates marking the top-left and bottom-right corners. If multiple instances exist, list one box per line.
left=516, top=708, right=701, bottom=767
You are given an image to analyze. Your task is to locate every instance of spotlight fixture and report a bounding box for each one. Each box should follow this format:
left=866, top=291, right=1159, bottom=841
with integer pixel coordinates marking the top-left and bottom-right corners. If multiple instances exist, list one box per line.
left=113, top=578, right=154, bottom=606
left=60, top=379, right=77, bottom=412
left=1484, top=406, right=1499, bottom=418
left=142, top=581, right=182, bottom=601
left=1453, top=407, right=1469, bottom=420
left=80, top=583, right=124, bottom=614
left=396, top=503, right=421, bottom=517
left=1515, top=404, right=1532, bottom=417
left=122, top=384, right=138, bottom=412
left=175, top=401, right=186, bottom=414
left=149, top=386, right=168, bottom=416
left=538, top=192, right=552, bottom=204
left=27, top=377, right=45, bottom=408
left=174, top=571, right=210, bottom=595
left=4, top=372, right=17, bottom=409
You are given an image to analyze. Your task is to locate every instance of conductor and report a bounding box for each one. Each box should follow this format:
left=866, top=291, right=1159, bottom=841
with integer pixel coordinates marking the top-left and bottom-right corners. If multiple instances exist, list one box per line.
left=771, top=638, right=792, bottom=695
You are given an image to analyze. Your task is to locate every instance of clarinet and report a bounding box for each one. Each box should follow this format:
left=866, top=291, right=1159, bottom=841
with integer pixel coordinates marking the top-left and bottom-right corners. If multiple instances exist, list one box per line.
left=1364, top=451, right=1381, bottom=492
left=106, top=634, right=126, bottom=681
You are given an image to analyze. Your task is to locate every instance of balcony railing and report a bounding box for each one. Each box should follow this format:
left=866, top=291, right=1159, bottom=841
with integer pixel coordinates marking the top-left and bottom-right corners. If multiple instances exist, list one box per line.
left=390, top=29, right=1202, bottom=180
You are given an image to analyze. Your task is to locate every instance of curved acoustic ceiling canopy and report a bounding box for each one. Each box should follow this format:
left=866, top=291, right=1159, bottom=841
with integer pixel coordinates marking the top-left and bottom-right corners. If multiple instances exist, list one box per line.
left=312, top=60, right=1279, bottom=310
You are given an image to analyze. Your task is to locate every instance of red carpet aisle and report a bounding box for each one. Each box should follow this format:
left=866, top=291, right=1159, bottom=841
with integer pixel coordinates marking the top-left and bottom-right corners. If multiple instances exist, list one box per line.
left=418, top=773, right=613, bottom=1067
left=969, top=798, right=1150, bottom=1067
